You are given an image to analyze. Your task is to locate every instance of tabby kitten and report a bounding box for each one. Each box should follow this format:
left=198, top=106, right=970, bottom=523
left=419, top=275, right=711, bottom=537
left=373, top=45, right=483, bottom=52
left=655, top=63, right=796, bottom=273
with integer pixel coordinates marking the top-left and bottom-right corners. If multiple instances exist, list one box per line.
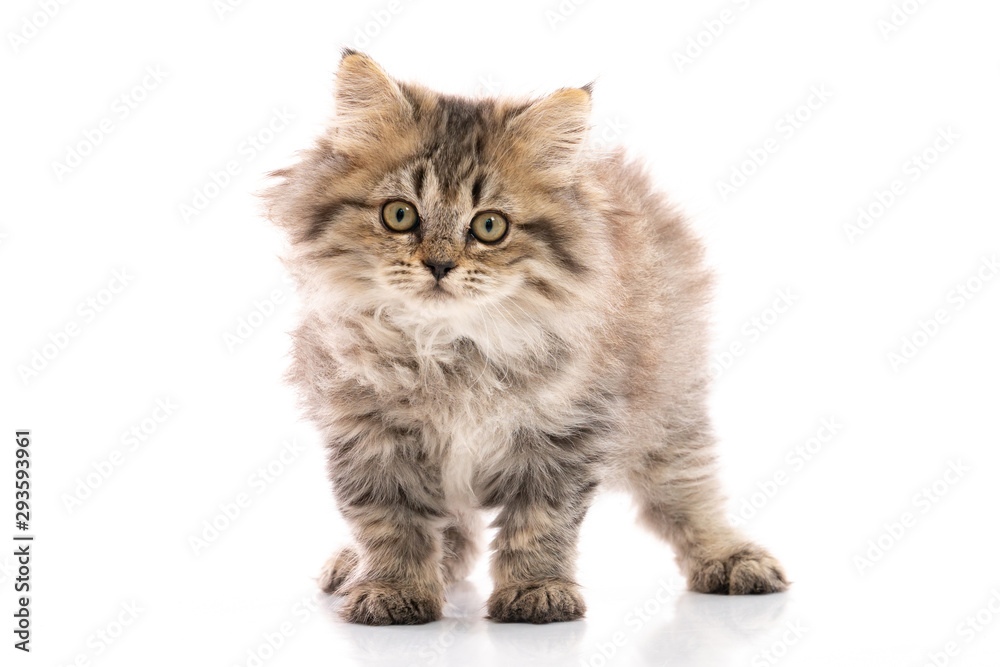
left=264, top=50, right=787, bottom=625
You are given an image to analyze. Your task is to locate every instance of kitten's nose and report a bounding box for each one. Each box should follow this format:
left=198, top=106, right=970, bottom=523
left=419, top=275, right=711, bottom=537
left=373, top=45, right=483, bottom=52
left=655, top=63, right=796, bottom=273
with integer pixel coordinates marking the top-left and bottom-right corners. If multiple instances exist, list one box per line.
left=423, top=259, right=455, bottom=281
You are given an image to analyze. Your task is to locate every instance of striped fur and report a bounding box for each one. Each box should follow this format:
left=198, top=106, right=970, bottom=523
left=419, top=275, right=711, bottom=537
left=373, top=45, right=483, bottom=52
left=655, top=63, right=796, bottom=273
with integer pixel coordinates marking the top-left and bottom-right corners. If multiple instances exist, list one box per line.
left=264, top=51, right=786, bottom=625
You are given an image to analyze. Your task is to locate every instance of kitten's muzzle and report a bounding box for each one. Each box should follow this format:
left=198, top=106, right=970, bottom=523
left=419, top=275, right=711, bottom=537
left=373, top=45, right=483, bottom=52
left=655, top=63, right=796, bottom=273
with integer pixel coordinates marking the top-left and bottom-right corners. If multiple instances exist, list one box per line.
left=423, top=259, right=455, bottom=281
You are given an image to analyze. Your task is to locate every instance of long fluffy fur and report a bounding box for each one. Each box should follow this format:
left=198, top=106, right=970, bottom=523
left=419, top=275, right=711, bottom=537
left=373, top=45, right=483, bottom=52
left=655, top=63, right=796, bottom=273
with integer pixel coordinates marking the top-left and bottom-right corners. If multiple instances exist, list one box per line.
left=264, top=52, right=787, bottom=625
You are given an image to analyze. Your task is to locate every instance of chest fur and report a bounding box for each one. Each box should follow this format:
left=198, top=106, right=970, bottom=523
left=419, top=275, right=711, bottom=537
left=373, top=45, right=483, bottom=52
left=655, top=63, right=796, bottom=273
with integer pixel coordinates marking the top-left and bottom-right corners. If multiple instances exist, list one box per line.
left=311, top=314, right=602, bottom=507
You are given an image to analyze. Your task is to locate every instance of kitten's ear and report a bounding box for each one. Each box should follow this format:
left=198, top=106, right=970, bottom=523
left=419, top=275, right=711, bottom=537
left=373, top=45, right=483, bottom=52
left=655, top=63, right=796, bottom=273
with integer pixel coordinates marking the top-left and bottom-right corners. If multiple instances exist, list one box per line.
left=506, top=87, right=592, bottom=170
left=332, top=50, right=416, bottom=154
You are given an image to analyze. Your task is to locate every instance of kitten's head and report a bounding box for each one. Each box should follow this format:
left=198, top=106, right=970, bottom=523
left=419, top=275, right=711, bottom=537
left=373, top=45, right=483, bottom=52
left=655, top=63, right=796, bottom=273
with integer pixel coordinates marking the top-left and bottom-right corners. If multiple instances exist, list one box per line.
left=266, top=51, right=605, bottom=321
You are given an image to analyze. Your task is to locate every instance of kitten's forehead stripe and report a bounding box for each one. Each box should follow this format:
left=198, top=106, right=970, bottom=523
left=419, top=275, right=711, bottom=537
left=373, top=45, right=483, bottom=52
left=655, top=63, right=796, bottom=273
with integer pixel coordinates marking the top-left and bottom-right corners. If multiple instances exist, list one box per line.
left=471, top=174, right=484, bottom=208
left=420, top=97, right=486, bottom=202
left=413, top=165, right=426, bottom=200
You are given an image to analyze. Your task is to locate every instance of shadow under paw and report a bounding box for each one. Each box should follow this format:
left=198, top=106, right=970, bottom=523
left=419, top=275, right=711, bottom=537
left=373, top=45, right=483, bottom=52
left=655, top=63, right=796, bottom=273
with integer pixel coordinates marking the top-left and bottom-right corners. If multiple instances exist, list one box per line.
left=688, top=544, right=788, bottom=595
left=488, top=578, right=586, bottom=624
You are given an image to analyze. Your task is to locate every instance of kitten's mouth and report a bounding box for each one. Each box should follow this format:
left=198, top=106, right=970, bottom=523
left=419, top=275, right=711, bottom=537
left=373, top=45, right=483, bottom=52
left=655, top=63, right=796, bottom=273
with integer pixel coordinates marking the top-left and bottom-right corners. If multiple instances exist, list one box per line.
left=426, top=283, right=452, bottom=298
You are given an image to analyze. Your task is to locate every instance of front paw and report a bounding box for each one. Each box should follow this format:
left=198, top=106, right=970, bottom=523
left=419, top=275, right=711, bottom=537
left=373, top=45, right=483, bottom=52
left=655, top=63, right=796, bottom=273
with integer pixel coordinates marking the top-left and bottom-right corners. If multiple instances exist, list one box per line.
left=687, top=544, right=788, bottom=595
left=488, top=578, right=586, bottom=623
left=340, top=581, right=443, bottom=625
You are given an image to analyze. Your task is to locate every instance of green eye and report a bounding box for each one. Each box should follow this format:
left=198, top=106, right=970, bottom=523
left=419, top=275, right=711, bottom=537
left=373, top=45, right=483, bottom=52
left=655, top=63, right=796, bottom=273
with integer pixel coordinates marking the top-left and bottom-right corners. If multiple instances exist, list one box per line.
left=470, top=211, right=508, bottom=244
left=382, top=200, right=419, bottom=232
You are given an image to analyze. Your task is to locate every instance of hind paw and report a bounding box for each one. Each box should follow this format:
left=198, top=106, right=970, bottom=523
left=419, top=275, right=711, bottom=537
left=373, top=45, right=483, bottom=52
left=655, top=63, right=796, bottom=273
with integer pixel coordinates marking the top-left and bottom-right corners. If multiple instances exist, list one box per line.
left=688, top=544, right=788, bottom=595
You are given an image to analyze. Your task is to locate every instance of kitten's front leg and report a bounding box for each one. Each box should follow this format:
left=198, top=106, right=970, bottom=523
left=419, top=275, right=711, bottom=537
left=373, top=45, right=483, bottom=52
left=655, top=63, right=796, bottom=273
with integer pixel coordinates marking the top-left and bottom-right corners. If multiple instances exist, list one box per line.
left=483, top=440, right=598, bottom=624
left=325, top=424, right=447, bottom=625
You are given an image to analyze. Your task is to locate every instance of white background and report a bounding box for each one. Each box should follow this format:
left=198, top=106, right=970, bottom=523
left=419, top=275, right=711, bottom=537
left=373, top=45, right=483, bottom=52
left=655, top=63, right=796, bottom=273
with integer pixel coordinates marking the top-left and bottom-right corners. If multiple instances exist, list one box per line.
left=3, top=0, right=1000, bottom=665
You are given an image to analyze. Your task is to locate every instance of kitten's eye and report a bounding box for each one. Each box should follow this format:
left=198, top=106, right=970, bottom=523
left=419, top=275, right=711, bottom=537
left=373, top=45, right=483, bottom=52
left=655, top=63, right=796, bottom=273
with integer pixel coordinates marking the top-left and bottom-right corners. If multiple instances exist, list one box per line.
left=382, top=200, right=419, bottom=232
left=469, top=211, right=508, bottom=244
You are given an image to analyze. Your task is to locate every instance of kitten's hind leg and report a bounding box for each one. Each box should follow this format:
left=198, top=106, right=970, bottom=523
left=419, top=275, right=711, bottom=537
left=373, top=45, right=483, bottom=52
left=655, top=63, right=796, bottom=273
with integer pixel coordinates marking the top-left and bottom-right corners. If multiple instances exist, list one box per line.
left=441, top=512, right=482, bottom=587
left=631, top=428, right=788, bottom=595
left=318, top=545, right=358, bottom=594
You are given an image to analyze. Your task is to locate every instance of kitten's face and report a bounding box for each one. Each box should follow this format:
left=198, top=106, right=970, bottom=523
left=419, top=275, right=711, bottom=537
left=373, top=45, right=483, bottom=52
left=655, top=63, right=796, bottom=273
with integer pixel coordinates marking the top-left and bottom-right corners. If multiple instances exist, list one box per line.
left=357, top=155, right=525, bottom=308
left=268, top=53, right=598, bottom=320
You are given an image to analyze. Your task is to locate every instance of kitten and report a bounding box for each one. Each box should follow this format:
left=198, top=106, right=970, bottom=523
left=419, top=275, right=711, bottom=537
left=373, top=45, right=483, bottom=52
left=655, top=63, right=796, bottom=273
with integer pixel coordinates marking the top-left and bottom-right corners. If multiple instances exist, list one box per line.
left=264, top=50, right=788, bottom=626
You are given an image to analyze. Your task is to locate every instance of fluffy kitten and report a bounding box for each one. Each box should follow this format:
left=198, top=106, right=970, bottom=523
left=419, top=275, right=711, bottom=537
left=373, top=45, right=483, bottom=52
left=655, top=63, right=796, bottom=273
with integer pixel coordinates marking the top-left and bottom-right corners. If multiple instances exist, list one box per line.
left=264, top=50, right=787, bottom=625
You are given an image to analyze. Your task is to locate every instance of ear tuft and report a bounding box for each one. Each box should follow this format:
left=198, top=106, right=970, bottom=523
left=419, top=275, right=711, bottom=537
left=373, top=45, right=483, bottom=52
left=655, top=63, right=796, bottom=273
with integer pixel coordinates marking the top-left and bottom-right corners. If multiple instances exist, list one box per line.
left=332, top=53, right=415, bottom=155
left=550, top=86, right=592, bottom=107
left=335, top=52, right=401, bottom=109
left=506, top=87, right=592, bottom=170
